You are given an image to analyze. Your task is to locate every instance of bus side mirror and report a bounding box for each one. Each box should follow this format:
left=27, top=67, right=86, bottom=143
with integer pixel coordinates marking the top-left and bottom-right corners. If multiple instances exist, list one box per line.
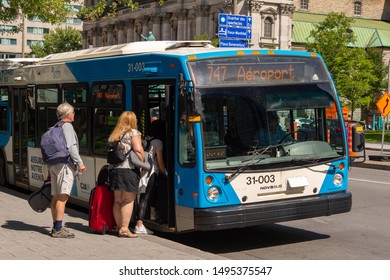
left=352, top=124, right=365, bottom=152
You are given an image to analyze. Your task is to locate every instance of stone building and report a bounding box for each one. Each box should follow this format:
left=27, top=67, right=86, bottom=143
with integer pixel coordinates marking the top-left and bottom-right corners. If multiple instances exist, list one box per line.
left=82, top=0, right=295, bottom=49
left=292, top=0, right=390, bottom=20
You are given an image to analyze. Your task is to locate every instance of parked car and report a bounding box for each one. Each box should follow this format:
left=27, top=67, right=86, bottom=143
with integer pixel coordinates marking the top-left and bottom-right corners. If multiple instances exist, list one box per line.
left=295, top=118, right=314, bottom=128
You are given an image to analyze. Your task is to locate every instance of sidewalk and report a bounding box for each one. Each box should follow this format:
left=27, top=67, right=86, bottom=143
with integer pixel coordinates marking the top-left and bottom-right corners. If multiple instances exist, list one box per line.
left=351, top=142, right=390, bottom=170
left=0, top=185, right=225, bottom=260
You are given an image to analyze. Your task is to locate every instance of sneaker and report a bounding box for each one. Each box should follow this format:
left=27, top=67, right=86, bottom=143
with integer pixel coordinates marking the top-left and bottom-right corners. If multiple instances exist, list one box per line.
left=51, top=227, right=75, bottom=238
left=134, top=225, right=153, bottom=235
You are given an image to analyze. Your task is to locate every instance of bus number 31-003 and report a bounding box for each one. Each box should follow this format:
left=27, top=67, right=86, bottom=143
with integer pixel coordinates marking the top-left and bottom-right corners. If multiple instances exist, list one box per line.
left=246, top=174, right=276, bottom=185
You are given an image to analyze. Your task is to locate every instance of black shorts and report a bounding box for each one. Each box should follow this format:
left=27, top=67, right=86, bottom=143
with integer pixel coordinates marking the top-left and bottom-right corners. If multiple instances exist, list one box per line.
left=109, top=168, right=140, bottom=193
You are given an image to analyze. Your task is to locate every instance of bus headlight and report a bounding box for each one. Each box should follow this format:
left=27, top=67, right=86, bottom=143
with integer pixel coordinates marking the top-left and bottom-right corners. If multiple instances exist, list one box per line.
left=207, top=186, right=220, bottom=201
left=333, top=173, right=343, bottom=186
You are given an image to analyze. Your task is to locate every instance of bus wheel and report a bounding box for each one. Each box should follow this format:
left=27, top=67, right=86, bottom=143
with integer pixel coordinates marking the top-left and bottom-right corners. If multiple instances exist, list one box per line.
left=0, top=154, right=8, bottom=187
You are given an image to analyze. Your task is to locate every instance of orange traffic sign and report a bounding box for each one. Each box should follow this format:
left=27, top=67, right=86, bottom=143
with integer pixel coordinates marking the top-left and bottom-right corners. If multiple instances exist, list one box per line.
left=376, top=92, right=390, bottom=118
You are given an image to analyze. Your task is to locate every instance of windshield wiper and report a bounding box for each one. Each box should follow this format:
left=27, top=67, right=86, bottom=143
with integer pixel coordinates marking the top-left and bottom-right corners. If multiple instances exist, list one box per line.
left=224, top=144, right=275, bottom=183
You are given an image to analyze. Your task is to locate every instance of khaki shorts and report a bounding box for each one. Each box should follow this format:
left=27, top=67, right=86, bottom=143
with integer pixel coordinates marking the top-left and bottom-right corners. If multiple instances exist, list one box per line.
left=49, top=163, right=76, bottom=196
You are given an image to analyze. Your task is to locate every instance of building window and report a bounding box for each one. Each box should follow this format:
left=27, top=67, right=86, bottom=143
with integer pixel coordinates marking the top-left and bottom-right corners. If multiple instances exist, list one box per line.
left=27, top=40, right=44, bottom=47
left=354, top=1, right=362, bottom=16
left=264, top=17, right=273, bottom=38
left=0, top=38, right=17, bottom=45
left=300, top=0, right=309, bottom=9
left=0, top=25, right=17, bottom=32
left=63, top=18, right=82, bottom=25
left=28, top=16, right=43, bottom=22
left=27, top=27, right=50, bottom=35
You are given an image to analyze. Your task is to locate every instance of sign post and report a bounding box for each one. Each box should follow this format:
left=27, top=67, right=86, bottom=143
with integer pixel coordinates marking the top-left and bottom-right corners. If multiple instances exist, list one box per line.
left=375, top=91, right=390, bottom=155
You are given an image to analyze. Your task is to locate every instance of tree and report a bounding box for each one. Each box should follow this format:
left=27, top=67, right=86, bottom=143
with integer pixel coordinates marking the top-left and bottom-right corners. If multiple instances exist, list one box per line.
left=193, top=33, right=219, bottom=47
left=78, top=0, right=165, bottom=21
left=0, top=0, right=74, bottom=30
left=0, top=1, right=165, bottom=29
left=333, top=48, right=377, bottom=119
left=306, top=12, right=384, bottom=119
left=29, top=27, right=82, bottom=58
left=306, top=12, right=355, bottom=75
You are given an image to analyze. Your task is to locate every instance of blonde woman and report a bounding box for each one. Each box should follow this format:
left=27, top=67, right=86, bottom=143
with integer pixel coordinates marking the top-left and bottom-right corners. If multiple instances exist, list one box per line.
left=108, top=111, right=144, bottom=238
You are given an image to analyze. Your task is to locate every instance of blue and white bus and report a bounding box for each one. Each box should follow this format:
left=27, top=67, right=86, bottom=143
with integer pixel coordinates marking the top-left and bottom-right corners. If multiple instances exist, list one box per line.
left=0, top=41, right=364, bottom=232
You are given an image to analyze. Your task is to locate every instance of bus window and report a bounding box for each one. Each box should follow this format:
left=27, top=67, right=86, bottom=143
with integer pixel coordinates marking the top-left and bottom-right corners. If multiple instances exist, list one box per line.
left=178, top=113, right=195, bottom=165
left=37, top=87, right=59, bottom=103
left=36, top=86, right=60, bottom=143
left=91, top=82, right=125, bottom=155
left=64, top=85, right=88, bottom=152
left=91, top=83, right=124, bottom=105
left=0, top=88, right=8, bottom=101
left=92, top=109, right=122, bottom=154
left=37, top=105, right=58, bottom=145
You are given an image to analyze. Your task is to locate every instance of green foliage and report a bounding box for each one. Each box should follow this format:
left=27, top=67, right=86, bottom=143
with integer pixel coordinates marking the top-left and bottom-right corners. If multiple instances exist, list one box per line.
left=365, top=48, right=388, bottom=94
left=78, top=0, right=164, bottom=21
left=306, top=12, right=355, bottom=73
left=193, top=33, right=209, bottom=41
left=333, top=48, right=377, bottom=117
left=306, top=12, right=387, bottom=119
left=0, top=0, right=73, bottom=29
left=193, top=33, right=219, bottom=47
left=1, top=1, right=165, bottom=26
left=364, top=130, right=390, bottom=143
left=29, top=27, right=82, bottom=58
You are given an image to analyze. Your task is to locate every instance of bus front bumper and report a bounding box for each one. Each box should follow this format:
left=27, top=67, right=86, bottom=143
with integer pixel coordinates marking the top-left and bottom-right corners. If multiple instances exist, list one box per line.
left=193, top=191, right=352, bottom=231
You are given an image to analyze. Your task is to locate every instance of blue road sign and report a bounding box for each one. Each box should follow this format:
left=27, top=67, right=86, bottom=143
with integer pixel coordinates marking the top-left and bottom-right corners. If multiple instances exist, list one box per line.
left=218, top=14, right=252, bottom=28
left=218, top=13, right=252, bottom=43
left=218, top=26, right=252, bottom=40
left=219, top=39, right=248, bottom=48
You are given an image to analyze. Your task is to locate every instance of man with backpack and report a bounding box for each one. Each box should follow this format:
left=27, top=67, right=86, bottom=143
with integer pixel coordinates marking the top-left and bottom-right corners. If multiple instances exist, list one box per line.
left=44, top=102, right=86, bottom=238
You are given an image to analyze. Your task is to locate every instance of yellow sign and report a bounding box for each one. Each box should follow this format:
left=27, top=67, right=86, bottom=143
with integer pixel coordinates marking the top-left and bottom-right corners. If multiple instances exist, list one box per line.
left=376, top=92, right=390, bottom=118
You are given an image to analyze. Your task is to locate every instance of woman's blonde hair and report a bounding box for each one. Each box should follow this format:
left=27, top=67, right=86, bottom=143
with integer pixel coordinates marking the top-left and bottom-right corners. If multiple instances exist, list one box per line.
left=108, top=111, right=138, bottom=142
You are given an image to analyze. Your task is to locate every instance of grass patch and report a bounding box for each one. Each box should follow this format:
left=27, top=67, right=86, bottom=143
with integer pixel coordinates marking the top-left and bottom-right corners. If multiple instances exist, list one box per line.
left=363, top=130, right=390, bottom=143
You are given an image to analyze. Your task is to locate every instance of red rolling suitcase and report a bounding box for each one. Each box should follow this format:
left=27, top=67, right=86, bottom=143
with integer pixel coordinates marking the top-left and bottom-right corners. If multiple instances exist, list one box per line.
left=89, top=184, right=116, bottom=234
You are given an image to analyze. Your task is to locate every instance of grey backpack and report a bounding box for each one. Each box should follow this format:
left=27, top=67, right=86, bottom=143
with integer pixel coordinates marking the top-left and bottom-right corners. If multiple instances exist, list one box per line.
left=28, top=181, right=51, bottom=213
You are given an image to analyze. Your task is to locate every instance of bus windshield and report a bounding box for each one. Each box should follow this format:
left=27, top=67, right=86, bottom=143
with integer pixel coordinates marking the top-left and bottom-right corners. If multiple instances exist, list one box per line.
left=189, top=57, right=345, bottom=171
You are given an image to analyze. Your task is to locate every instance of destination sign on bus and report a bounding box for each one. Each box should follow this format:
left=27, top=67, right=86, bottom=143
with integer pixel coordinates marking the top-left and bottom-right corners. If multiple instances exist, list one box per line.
left=188, top=56, right=328, bottom=86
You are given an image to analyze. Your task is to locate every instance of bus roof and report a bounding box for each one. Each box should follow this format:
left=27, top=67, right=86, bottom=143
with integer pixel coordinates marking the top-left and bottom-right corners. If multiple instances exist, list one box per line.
left=0, top=58, right=42, bottom=69
left=40, top=41, right=214, bottom=64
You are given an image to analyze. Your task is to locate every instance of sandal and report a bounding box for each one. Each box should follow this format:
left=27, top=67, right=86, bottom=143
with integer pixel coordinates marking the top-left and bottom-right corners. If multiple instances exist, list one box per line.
left=118, top=228, right=138, bottom=238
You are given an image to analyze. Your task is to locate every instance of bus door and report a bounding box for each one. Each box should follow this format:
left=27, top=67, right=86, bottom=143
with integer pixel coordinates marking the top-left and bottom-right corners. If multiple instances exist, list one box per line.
left=0, top=100, right=11, bottom=187
left=11, top=87, right=31, bottom=189
left=133, top=80, right=175, bottom=230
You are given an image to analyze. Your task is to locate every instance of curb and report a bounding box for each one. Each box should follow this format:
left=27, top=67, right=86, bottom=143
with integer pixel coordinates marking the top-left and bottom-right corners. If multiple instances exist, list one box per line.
left=351, top=161, right=390, bottom=171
